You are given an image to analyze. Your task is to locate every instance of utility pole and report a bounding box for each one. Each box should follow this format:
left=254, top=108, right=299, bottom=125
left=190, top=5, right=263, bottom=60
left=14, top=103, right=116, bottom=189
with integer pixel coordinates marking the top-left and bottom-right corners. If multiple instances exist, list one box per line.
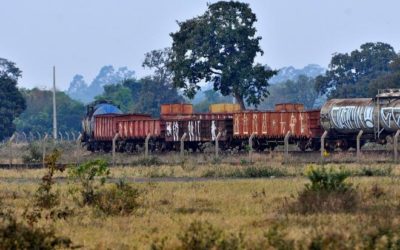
left=53, top=66, right=57, bottom=140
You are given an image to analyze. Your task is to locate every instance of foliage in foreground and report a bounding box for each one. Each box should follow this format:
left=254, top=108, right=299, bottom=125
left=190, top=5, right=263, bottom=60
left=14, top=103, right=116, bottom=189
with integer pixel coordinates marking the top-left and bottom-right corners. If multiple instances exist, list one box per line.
left=291, top=166, right=359, bottom=213
left=34, top=149, right=64, bottom=209
left=95, top=181, right=141, bottom=216
left=0, top=209, right=72, bottom=250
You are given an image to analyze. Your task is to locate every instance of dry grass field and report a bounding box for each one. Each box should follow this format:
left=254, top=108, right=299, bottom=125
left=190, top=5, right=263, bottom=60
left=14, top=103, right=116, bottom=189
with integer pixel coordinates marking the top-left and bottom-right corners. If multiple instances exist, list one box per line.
left=1, top=143, right=400, bottom=249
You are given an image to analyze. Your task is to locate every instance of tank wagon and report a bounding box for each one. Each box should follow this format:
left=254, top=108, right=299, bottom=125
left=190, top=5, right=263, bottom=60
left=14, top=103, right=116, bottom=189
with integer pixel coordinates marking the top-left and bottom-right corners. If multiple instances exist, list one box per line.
left=320, top=89, right=400, bottom=150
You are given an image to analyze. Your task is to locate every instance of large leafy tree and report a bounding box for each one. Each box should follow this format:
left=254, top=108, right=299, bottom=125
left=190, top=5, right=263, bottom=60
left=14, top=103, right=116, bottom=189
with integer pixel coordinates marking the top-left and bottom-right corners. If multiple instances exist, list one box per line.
left=0, top=58, right=26, bottom=140
left=315, top=42, right=397, bottom=98
left=168, top=1, right=276, bottom=110
left=368, top=56, right=400, bottom=95
left=260, top=75, right=319, bottom=110
left=14, top=88, right=85, bottom=134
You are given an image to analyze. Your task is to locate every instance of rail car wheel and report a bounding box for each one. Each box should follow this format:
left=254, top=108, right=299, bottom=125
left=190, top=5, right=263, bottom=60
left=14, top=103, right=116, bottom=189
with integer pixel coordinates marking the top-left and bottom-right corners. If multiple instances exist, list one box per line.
left=339, top=140, right=350, bottom=151
left=310, top=140, right=321, bottom=151
left=297, top=140, right=308, bottom=152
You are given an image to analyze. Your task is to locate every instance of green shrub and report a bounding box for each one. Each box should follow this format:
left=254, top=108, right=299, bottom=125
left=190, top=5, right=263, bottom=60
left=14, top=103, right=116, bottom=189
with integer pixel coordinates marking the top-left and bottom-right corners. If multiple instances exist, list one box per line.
left=94, top=181, right=140, bottom=216
left=22, top=142, right=43, bottom=163
left=178, top=221, right=243, bottom=250
left=68, top=159, right=110, bottom=205
left=292, top=166, right=359, bottom=213
left=357, top=166, right=392, bottom=176
left=0, top=210, right=72, bottom=249
left=34, top=149, right=63, bottom=209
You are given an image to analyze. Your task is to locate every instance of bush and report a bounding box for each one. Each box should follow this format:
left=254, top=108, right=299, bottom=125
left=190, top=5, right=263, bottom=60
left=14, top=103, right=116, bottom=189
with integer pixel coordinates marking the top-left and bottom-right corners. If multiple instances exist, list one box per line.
left=34, top=149, right=63, bottom=209
left=0, top=210, right=72, bottom=249
left=357, top=166, right=392, bottom=176
left=22, top=142, right=43, bottom=163
left=178, top=221, right=243, bottom=250
left=94, top=181, right=140, bottom=216
left=292, top=166, right=359, bottom=213
left=68, top=159, right=110, bottom=205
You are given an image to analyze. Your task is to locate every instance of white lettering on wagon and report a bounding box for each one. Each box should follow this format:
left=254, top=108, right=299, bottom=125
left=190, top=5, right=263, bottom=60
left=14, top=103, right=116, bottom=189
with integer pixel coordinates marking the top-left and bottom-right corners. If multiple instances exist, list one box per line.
left=381, top=107, right=400, bottom=128
left=329, top=106, right=374, bottom=130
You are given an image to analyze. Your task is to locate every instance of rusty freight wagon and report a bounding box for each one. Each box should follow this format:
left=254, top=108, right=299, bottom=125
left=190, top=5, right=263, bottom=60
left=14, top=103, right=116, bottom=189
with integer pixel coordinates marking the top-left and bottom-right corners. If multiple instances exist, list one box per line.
left=233, top=104, right=322, bottom=151
left=162, top=113, right=234, bottom=151
left=91, top=113, right=161, bottom=152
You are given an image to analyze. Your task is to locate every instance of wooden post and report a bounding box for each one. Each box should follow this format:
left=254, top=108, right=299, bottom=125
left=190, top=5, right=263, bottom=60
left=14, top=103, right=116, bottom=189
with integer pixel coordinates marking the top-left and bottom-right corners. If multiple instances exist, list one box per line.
left=71, top=131, right=76, bottom=141
left=248, top=132, right=256, bottom=163
left=215, top=131, right=222, bottom=158
left=76, top=133, right=82, bottom=165
left=8, top=134, right=16, bottom=167
left=284, top=131, right=291, bottom=163
left=145, top=133, right=151, bottom=158
left=393, top=130, right=400, bottom=162
left=36, top=132, right=41, bottom=141
left=320, top=131, right=328, bottom=161
left=357, top=130, right=363, bottom=162
left=42, top=133, right=48, bottom=168
left=112, top=133, right=119, bottom=167
left=180, top=133, right=187, bottom=159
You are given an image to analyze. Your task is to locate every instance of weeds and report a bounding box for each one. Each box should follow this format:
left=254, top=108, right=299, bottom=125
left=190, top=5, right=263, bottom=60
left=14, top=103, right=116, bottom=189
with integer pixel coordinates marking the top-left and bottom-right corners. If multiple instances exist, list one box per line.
left=291, top=166, right=359, bottom=213
left=34, top=149, right=64, bottom=209
left=68, top=159, right=109, bottom=205
left=95, top=180, right=140, bottom=216
left=178, top=220, right=243, bottom=250
left=0, top=209, right=73, bottom=249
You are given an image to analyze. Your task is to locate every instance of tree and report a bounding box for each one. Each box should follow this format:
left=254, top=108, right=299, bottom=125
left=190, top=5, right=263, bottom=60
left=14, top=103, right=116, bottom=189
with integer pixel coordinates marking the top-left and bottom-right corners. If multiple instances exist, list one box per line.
left=260, top=75, right=319, bottom=110
left=0, top=58, right=26, bottom=140
left=14, top=88, right=85, bottom=134
left=168, top=1, right=276, bottom=110
left=194, top=89, right=232, bottom=112
left=143, top=48, right=172, bottom=84
left=368, top=56, right=400, bottom=95
left=315, top=42, right=397, bottom=98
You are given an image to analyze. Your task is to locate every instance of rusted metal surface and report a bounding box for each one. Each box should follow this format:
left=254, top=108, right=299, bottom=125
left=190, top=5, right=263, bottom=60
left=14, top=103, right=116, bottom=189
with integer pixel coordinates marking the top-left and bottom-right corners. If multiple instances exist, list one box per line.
left=118, top=120, right=161, bottom=139
left=163, top=113, right=232, bottom=142
left=160, top=104, right=193, bottom=116
left=209, top=103, right=241, bottom=113
left=275, top=103, right=304, bottom=112
left=94, top=114, right=158, bottom=141
left=233, top=111, right=317, bottom=139
left=320, top=98, right=375, bottom=134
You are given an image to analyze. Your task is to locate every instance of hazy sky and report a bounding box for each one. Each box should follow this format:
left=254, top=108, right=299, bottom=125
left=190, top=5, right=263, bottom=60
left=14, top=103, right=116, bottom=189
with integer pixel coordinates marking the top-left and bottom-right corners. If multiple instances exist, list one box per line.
left=1, top=0, right=400, bottom=90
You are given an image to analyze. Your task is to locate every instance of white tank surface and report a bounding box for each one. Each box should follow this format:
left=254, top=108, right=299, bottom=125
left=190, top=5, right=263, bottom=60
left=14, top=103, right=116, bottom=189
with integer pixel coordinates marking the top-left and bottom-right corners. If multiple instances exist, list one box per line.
left=320, top=98, right=375, bottom=134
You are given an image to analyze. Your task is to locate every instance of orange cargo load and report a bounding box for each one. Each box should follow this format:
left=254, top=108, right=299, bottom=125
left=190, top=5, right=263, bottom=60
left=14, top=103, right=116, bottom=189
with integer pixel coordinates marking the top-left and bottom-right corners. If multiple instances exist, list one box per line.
left=209, top=103, right=241, bottom=113
left=275, top=103, right=304, bottom=112
left=161, top=104, right=193, bottom=116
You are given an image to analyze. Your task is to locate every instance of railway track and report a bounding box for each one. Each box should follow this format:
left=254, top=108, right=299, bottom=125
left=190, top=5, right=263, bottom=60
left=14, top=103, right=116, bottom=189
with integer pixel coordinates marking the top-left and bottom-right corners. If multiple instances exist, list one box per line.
left=0, top=149, right=396, bottom=169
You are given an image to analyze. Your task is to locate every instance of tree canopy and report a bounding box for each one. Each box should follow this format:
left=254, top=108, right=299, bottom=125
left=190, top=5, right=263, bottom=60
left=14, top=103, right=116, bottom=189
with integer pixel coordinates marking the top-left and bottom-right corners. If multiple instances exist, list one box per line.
left=0, top=58, right=26, bottom=141
left=14, top=88, right=85, bottom=135
left=315, top=42, right=398, bottom=98
left=168, top=1, right=276, bottom=109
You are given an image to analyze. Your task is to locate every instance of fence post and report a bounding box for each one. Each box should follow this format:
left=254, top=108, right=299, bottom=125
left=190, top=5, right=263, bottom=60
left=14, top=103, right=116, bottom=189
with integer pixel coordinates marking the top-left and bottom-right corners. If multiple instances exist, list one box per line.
left=58, top=132, right=63, bottom=142
left=320, top=131, right=328, bottom=161
left=76, top=133, right=82, bottom=165
left=65, top=131, right=70, bottom=141
left=22, top=132, right=27, bottom=143
left=8, top=134, right=16, bottom=167
left=36, top=132, right=42, bottom=141
left=394, top=130, right=400, bottom=162
left=112, top=133, right=119, bottom=167
left=180, top=133, right=187, bottom=159
left=248, top=132, right=256, bottom=163
left=29, top=132, right=34, bottom=142
left=356, top=130, right=363, bottom=162
left=42, top=133, right=48, bottom=168
left=71, top=131, right=76, bottom=141
left=284, top=131, right=291, bottom=163
left=215, top=131, right=222, bottom=158
left=145, top=133, right=151, bottom=158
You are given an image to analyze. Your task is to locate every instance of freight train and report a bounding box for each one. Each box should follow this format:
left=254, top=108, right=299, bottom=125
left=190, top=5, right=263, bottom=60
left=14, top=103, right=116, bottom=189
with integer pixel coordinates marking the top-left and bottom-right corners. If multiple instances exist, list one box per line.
left=81, top=89, right=400, bottom=153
